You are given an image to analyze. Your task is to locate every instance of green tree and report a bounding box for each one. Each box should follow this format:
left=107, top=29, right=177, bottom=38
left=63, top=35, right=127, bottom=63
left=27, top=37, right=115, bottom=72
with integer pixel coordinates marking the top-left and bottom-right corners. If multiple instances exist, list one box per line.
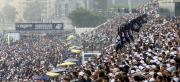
left=3, top=5, right=18, bottom=22
left=23, top=0, right=42, bottom=21
left=68, top=8, right=106, bottom=27
left=17, top=19, right=23, bottom=23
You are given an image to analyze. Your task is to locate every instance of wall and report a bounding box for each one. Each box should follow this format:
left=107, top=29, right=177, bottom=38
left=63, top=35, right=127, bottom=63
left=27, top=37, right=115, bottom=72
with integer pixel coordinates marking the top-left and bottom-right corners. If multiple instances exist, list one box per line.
left=75, top=27, right=95, bottom=35
left=0, top=0, right=6, bottom=12
left=14, top=0, right=55, bottom=22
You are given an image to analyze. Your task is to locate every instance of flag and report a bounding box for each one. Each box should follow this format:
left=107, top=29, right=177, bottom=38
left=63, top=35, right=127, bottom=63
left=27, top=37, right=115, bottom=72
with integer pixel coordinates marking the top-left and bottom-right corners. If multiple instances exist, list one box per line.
left=120, top=26, right=126, bottom=45
left=124, top=23, right=130, bottom=43
left=129, top=27, right=134, bottom=42
left=115, top=27, right=122, bottom=52
left=132, top=18, right=141, bottom=32
left=142, top=14, right=148, bottom=23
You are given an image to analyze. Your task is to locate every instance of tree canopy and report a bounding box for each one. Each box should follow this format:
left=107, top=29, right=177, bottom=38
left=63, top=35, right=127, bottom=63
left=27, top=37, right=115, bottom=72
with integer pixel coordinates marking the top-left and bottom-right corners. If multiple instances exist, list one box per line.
left=23, top=0, right=42, bottom=21
left=3, top=5, right=18, bottom=22
left=68, top=8, right=106, bottom=27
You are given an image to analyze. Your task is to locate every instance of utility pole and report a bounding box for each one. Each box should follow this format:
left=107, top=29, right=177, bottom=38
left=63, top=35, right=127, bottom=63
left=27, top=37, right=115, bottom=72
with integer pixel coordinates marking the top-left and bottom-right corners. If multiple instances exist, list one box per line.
left=128, top=0, right=132, bottom=13
left=112, top=0, right=115, bottom=5
left=3, top=18, right=5, bottom=29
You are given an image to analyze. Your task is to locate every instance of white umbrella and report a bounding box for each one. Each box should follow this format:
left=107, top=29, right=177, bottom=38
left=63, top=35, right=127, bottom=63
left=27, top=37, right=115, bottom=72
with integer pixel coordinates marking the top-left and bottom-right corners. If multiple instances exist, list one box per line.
left=50, top=67, right=67, bottom=73
left=64, top=58, right=79, bottom=62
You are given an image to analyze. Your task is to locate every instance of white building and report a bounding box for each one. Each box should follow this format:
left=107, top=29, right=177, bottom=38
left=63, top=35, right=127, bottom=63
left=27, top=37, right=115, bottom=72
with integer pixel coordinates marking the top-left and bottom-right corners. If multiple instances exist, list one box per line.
left=54, top=0, right=85, bottom=19
left=0, top=0, right=6, bottom=12
left=14, top=0, right=55, bottom=22
left=159, top=0, right=180, bottom=16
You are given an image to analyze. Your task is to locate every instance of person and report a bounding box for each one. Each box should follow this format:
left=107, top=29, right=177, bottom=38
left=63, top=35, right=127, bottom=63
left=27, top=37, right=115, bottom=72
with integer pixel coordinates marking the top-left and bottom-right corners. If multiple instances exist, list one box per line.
left=56, top=24, right=62, bottom=29
left=64, top=78, right=71, bottom=82
left=71, top=72, right=79, bottom=82
left=84, top=70, right=92, bottom=82
left=78, top=72, right=86, bottom=82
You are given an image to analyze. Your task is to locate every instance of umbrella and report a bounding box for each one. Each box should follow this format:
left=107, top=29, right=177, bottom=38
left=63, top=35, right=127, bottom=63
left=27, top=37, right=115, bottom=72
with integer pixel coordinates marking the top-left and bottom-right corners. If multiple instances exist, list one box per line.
left=71, top=49, right=81, bottom=53
left=67, top=43, right=81, bottom=47
left=68, top=46, right=81, bottom=50
left=59, top=62, right=76, bottom=66
left=66, top=37, right=76, bottom=40
left=65, top=42, right=71, bottom=46
left=69, top=47, right=82, bottom=50
left=50, top=67, right=67, bottom=73
left=64, top=58, right=79, bottom=62
left=46, top=72, right=60, bottom=76
left=62, top=51, right=76, bottom=55
left=35, top=74, right=53, bottom=80
left=68, top=35, right=76, bottom=38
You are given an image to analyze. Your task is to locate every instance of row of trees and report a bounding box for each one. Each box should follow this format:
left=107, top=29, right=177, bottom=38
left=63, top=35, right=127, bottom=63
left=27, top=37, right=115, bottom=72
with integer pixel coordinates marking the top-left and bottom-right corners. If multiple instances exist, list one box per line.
left=68, top=8, right=106, bottom=27
left=23, top=0, right=42, bottom=21
left=0, top=0, right=42, bottom=23
left=68, top=2, right=146, bottom=27
left=0, top=5, right=17, bottom=23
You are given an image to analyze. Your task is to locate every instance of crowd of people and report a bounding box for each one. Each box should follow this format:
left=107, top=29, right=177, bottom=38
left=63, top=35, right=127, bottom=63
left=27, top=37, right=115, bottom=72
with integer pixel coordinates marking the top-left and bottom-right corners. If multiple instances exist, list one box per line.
left=0, top=0, right=180, bottom=82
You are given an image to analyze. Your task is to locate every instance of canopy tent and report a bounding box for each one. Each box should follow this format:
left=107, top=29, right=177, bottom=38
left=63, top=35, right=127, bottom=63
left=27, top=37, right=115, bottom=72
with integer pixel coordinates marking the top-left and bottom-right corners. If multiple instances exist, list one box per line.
left=67, top=40, right=77, bottom=45
left=66, top=37, right=75, bottom=41
left=69, top=47, right=82, bottom=50
left=68, top=46, right=81, bottom=50
left=34, top=74, right=53, bottom=80
left=59, top=61, right=76, bottom=66
left=64, top=58, right=79, bottom=62
left=66, top=43, right=81, bottom=47
left=50, top=67, right=67, bottom=73
left=65, top=42, right=71, bottom=46
left=62, top=51, right=76, bottom=55
left=67, top=38, right=78, bottom=42
left=71, top=49, right=81, bottom=53
left=66, top=35, right=76, bottom=41
left=46, top=72, right=60, bottom=76
left=67, top=35, right=76, bottom=39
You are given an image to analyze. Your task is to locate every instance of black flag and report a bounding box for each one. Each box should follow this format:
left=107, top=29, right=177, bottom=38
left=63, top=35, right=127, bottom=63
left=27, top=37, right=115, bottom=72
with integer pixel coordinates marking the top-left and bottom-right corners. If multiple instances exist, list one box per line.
left=132, top=18, right=141, bottom=32
left=115, top=27, right=122, bottom=52
left=120, top=26, right=126, bottom=45
left=124, top=23, right=130, bottom=43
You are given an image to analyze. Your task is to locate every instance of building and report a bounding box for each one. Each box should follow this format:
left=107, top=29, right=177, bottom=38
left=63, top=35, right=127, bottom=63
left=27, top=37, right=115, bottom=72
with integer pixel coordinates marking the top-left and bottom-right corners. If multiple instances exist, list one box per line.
left=0, top=0, right=6, bottom=12
left=14, top=0, right=26, bottom=22
left=159, top=0, right=180, bottom=16
left=94, top=0, right=107, bottom=11
left=83, top=0, right=94, bottom=10
left=14, top=0, right=55, bottom=22
left=39, top=0, right=55, bottom=20
left=54, top=0, right=85, bottom=19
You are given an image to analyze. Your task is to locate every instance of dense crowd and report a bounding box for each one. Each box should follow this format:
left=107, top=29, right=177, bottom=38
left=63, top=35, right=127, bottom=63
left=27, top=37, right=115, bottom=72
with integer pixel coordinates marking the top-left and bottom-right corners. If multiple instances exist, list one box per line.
left=0, top=0, right=180, bottom=82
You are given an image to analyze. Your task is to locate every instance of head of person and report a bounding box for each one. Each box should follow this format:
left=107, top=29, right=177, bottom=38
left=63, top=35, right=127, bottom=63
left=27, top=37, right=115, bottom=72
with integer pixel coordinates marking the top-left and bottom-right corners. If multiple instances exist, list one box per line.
left=71, top=72, right=78, bottom=79
left=78, top=72, right=84, bottom=79
left=155, top=75, right=163, bottom=82
left=84, top=70, right=91, bottom=77
left=98, top=71, right=105, bottom=78
left=171, top=70, right=178, bottom=77
left=64, top=78, right=70, bottom=82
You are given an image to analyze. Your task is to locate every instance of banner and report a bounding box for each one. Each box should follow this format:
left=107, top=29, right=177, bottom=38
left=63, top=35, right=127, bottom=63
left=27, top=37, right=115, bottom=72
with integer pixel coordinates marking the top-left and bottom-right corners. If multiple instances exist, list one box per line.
left=15, top=23, right=64, bottom=31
